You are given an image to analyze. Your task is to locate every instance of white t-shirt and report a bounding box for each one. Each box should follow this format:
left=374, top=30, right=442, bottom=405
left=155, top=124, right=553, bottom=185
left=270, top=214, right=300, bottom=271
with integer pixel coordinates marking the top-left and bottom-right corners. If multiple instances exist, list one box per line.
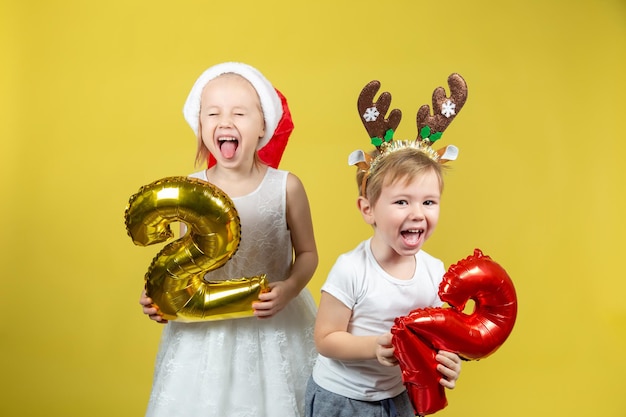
left=311, top=238, right=445, bottom=402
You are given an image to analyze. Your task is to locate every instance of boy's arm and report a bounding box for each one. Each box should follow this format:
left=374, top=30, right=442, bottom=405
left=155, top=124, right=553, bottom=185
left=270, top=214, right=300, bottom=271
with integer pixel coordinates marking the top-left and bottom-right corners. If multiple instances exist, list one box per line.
left=314, top=291, right=382, bottom=361
left=315, top=291, right=462, bottom=384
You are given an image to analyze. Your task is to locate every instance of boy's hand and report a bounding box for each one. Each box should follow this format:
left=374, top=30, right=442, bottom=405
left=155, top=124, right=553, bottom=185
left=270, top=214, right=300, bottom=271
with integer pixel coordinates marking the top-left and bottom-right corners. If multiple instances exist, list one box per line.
left=139, top=289, right=168, bottom=323
left=376, top=332, right=398, bottom=366
left=436, top=350, right=461, bottom=389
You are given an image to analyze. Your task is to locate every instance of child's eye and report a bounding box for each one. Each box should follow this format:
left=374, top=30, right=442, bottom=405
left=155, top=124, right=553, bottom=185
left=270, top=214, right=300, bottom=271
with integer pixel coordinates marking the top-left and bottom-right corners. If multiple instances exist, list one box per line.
left=423, top=200, right=437, bottom=206
left=395, top=200, right=408, bottom=206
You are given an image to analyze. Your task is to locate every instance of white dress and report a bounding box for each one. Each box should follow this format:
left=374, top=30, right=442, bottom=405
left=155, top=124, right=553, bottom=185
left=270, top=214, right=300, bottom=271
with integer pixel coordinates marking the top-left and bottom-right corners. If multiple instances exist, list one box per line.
left=145, top=167, right=318, bottom=417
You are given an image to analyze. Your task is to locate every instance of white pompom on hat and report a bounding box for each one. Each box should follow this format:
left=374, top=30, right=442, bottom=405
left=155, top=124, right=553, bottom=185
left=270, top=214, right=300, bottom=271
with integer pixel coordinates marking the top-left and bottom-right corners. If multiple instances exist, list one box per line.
left=182, top=62, right=283, bottom=150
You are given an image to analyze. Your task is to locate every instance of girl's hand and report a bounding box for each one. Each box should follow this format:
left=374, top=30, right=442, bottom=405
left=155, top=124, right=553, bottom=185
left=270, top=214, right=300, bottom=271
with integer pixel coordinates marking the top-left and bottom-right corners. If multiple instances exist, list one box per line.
left=252, top=280, right=297, bottom=319
left=436, top=350, right=461, bottom=389
left=139, top=289, right=168, bottom=324
left=376, top=333, right=398, bottom=367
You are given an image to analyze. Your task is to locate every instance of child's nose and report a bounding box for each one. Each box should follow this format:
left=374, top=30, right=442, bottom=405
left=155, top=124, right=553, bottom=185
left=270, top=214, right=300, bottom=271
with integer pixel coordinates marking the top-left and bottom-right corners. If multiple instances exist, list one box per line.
left=218, top=115, right=233, bottom=127
left=410, top=204, right=425, bottom=219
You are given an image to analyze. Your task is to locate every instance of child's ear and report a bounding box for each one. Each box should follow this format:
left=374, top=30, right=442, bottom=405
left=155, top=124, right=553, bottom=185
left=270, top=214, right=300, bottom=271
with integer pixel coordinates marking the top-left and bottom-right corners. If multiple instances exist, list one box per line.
left=357, top=196, right=375, bottom=225
left=259, top=121, right=265, bottom=139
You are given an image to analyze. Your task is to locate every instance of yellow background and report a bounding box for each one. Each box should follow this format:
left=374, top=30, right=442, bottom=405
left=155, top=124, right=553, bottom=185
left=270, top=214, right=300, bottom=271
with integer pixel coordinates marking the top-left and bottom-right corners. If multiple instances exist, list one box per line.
left=2, top=0, right=625, bottom=416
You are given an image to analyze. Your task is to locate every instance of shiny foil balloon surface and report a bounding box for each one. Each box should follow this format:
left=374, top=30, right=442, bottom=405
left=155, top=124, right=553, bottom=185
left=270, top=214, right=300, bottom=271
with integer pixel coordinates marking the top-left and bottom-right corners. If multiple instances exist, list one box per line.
left=391, top=249, right=518, bottom=416
left=124, top=176, right=268, bottom=322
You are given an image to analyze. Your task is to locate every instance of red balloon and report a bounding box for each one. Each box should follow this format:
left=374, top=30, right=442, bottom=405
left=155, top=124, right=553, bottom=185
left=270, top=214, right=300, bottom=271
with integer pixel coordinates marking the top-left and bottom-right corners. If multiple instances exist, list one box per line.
left=391, top=249, right=518, bottom=416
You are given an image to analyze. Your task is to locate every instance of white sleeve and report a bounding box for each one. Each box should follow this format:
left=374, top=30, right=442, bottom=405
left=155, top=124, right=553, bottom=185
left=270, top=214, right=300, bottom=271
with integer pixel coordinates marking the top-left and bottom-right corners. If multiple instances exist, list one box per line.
left=320, top=253, right=361, bottom=310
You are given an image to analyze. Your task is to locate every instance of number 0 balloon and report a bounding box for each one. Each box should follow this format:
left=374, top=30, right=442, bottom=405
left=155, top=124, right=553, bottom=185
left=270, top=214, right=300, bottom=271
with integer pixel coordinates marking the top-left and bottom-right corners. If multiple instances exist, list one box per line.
left=124, top=176, right=268, bottom=322
left=391, top=249, right=518, bottom=416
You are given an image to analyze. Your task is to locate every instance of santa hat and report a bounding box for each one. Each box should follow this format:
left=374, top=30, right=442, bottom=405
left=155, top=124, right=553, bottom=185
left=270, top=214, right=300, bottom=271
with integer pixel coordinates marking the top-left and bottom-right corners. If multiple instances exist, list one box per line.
left=182, top=62, right=293, bottom=168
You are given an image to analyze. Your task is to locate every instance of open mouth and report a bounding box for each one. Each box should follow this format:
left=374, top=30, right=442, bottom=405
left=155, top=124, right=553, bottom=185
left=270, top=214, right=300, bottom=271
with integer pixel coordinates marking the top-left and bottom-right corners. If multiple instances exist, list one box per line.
left=401, top=229, right=424, bottom=245
left=218, top=137, right=239, bottom=158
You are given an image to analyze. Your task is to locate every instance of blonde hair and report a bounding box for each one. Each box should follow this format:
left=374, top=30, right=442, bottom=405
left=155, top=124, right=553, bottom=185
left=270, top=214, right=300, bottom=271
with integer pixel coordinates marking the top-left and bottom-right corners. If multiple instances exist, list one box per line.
left=357, top=147, right=445, bottom=204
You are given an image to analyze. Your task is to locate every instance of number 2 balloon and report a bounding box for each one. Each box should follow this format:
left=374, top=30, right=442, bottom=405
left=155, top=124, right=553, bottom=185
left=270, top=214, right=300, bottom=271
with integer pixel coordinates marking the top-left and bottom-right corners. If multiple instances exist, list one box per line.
left=124, top=176, right=268, bottom=322
left=391, top=249, right=518, bottom=416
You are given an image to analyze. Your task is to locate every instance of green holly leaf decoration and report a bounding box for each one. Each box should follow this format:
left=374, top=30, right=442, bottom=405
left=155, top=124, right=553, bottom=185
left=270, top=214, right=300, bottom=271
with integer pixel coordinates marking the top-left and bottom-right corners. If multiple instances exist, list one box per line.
left=384, top=129, right=394, bottom=142
left=371, top=137, right=383, bottom=147
left=420, top=126, right=431, bottom=139
left=430, top=132, right=443, bottom=143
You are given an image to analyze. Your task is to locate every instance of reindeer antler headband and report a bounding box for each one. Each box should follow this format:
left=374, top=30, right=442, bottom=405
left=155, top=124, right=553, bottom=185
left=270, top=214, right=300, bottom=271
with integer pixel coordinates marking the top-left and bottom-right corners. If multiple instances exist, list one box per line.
left=348, top=73, right=468, bottom=196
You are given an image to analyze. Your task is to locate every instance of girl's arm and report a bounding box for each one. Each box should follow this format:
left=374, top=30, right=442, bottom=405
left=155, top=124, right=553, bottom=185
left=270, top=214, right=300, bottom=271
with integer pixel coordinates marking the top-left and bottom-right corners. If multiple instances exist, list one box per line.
left=283, top=172, right=318, bottom=293
left=314, top=291, right=387, bottom=361
left=253, top=173, right=318, bottom=318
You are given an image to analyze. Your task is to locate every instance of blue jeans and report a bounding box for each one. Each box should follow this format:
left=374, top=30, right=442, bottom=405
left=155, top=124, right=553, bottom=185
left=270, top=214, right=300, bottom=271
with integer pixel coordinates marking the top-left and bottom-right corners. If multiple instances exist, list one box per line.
left=305, top=377, right=415, bottom=417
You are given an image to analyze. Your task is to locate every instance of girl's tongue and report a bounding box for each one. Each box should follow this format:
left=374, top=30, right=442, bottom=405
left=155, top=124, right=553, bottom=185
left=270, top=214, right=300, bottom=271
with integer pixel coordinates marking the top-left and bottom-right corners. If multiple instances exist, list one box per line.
left=220, top=139, right=238, bottom=159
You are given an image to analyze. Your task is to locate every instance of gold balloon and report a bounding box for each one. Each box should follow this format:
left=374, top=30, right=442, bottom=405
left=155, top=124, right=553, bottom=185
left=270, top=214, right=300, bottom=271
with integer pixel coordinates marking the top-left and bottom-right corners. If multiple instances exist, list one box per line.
left=124, top=176, right=268, bottom=322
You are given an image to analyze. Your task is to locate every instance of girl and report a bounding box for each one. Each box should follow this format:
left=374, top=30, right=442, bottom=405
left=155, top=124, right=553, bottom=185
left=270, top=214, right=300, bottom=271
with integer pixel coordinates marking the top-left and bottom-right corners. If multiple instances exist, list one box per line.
left=140, top=62, right=318, bottom=417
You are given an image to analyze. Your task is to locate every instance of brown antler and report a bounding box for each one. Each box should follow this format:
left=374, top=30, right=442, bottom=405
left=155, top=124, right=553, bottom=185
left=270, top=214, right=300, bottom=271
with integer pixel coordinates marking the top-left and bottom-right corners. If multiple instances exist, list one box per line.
left=357, top=80, right=402, bottom=147
left=416, top=73, right=468, bottom=142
